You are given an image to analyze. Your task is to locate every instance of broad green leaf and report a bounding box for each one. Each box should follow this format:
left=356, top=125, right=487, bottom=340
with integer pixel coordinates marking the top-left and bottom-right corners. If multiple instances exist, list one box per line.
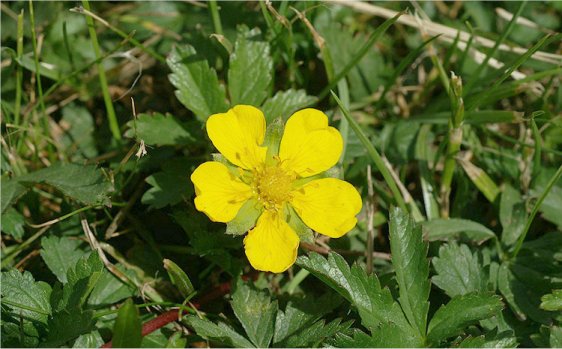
left=61, top=103, right=97, bottom=159
left=1, top=315, right=40, bottom=348
left=1, top=177, right=27, bottom=213
left=551, top=326, right=562, bottom=348
left=185, top=315, right=255, bottom=348
left=112, top=299, right=142, bottom=348
left=226, top=198, right=262, bottom=236
left=499, top=184, right=526, bottom=247
left=297, top=252, right=416, bottom=340
left=541, top=290, right=562, bottom=311
left=73, top=331, right=104, bottom=348
left=1, top=269, right=52, bottom=324
left=87, top=264, right=137, bottom=306
left=1, top=207, right=25, bottom=239
left=142, top=168, right=194, bottom=209
left=55, top=252, right=105, bottom=311
left=432, top=242, right=488, bottom=297
left=231, top=278, right=277, bottom=348
left=283, top=318, right=352, bottom=347
left=427, top=292, right=503, bottom=344
left=228, top=27, right=272, bottom=106
left=422, top=218, right=496, bottom=243
left=273, top=292, right=342, bottom=345
left=261, top=89, right=317, bottom=123
left=41, top=310, right=95, bottom=347
left=389, top=207, right=430, bottom=338
left=167, top=45, right=228, bottom=121
left=16, top=163, right=113, bottom=207
left=40, top=236, right=85, bottom=283
left=124, top=113, right=195, bottom=146
left=163, top=258, right=195, bottom=299
left=458, top=330, right=518, bottom=348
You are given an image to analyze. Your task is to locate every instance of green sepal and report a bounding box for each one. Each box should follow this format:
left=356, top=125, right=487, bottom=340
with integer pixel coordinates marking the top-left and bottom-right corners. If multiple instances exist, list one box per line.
left=284, top=204, right=313, bottom=243
left=263, top=117, right=284, bottom=166
left=226, top=198, right=263, bottom=235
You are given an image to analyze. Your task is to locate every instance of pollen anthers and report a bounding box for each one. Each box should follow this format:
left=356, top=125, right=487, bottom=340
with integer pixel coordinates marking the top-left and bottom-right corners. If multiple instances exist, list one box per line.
left=252, top=162, right=295, bottom=211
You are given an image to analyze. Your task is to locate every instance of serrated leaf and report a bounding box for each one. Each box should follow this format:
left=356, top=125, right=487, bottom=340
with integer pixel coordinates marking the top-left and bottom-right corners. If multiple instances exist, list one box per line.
left=336, top=322, right=422, bottom=348
left=1, top=176, right=28, bottom=213
left=226, top=198, right=262, bottom=235
left=1, top=207, right=25, bottom=239
left=458, top=330, right=518, bottom=348
left=15, top=163, right=112, bottom=207
left=422, top=218, right=496, bottom=243
left=499, top=184, right=526, bottom=247
left=185, top=315, right=255, bottom=348
left=389, top=207, right=430, bottom=338
left=231, top=278, right=277, bottom=348
left=167, top=45, right=228, bottom=121
left=112, top=299, right=142, bottom=348
left=87, top=264, right=137, bottom=307
left=432, top=242, right=488, bottom=297
left=163, top=258, right=195, bottom=299
left=261, top=89, right=317, bottom=123
left=273, top=292, right=342, bottom=345
left=1, top=315, right=41, bottom=348
left=142, top=169, right=193, bottom=209
left=1, top=270, right=52, bottom=324
left=297, top=252, right=415, bottom=340
left=283, top=318, right=352, bottom=347
left=40, top=310, right=95, bottom=347
left=427, top=292, right=503, bottom=344
left=124, top=113, right=195, bottom=146
left=40, top=236, right=85, bottom=283
left=540, top=290, right=562, bottom=311
left=228, top=27, right=272, bottom=106
left=73, top=331, right=104, bottom=348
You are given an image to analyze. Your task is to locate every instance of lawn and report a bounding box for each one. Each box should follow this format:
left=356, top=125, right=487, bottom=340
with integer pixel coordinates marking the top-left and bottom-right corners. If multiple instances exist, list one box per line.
left=1, top=1, right=561, bottom=348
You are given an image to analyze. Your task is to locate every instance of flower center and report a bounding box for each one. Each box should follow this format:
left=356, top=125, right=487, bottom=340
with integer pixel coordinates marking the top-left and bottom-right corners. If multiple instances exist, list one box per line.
left=252, top=163, right=295, bottom=211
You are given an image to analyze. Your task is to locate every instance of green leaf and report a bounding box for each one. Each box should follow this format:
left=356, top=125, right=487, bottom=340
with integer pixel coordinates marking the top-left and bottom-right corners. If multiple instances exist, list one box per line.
left=1, top=207, right=25, bottom=239
left=273, top=292, right=343, bottom=346
left=540, top=290, right=562, bottom=311
left=283, top=318, right=352, bottom=347
left=228, top=27, right=272, bottom=106
left=124, top=113, right=195, bottom=146
left=73, top=331, right=104, bottom=348
left=167, top=45, right=228, bottom=121
left=427, top=292, right=503, bottom=344
left=61, top=103, right=98, bottom=159
left=87, top=264, right=137, bottom=307
left=389, top=207, right=430, bottom=338
left=261, top=89, right=317, bottom=123
left=1, top=176, right=27, bottom=213
left=1, top=269, right=52, bottom=324
left=432, top=242, right=488, bottom=297
left=458, top=330, right=518, bottom=348
left=41, top=310, right=95, bottom=347
left=551, top=326, right=562, bottom=348
left=499, top=184, right=526, bottom=247
left=165, top=331, right=187, bottom=348
left=141, top=165, right=194, bottom=210
left=16, top=163, right=113, bottom=207
left=185, top=315, right=255, bottom=348
left=1, top=315, right=41, bottom=348
left=297, top=252, right=416, bottom=340
left=40, top=236, right=85, bottom=283
left=231, top=278, right=277, bottom=348
left=163, top=258, right=195, bottom=299
left=422, top=218, right=496, bottom=243
left=111, top=299, right=142, bottom=348
left=333, top=322, right=422, bottom=348
left=225, top=198, right=262, bottom=236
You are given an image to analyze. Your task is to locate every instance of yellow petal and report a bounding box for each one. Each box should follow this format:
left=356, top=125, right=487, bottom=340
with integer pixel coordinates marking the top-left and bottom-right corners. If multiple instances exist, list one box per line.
left=244, top=211, right=299, bottom=273
left=206, top=105, right=267, bottom=170
left=191, top=161, right=252, bottom=222
left=279, top=108, right=343, bottom=177
left=290, top=178, right=362, bottom=238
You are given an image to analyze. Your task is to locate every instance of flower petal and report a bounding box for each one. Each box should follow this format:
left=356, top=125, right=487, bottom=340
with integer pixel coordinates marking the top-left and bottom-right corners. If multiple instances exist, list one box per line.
left=206, top=105, right=267, bottom=170
left=191, top=161, right=252, bottom=222
left=244, top=211, right=299, bottom=273
left=279, top=108, right=343, bottom=177
left=290, top=178, right=362, bottom=238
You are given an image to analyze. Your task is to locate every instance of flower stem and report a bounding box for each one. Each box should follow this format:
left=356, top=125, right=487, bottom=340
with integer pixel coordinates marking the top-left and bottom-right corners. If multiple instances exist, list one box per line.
left=209, top=0, right=224, bottom=36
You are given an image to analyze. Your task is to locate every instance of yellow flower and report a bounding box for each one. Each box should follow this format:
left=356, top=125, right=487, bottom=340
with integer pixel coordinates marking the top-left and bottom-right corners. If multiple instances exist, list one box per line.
left=191, top=105, right=362, bottom=273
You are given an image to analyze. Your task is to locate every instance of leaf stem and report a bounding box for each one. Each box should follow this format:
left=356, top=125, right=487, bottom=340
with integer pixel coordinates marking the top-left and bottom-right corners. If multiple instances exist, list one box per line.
left=208, top=0, right=224, bottom=36
left=14, top=9, right=24, bottom=125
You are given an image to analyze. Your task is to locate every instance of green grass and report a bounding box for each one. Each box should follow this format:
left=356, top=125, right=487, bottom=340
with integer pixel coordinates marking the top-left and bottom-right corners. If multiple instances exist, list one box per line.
left=1, top=1, right=561, bottom=348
